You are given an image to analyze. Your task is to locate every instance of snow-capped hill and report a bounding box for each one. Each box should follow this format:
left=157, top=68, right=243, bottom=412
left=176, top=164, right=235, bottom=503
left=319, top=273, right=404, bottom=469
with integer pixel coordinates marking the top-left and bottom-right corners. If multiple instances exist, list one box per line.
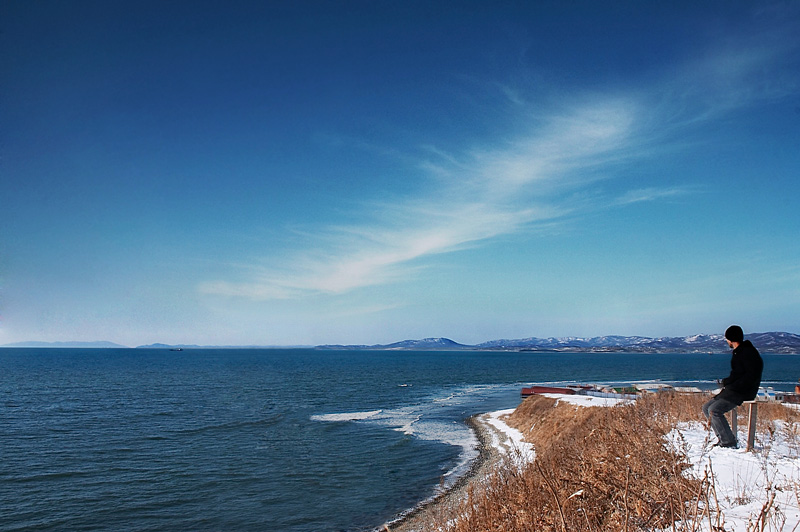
left=317, top=337, right=470, bottom=350
left=474, top=332, right=800, bottom=353
left=682, top=334, right=722, bottom=344
left=478, top=338, right=539, bottom=349
left=383, top=338, right=468, bottom=350
left=317, top=332, right=799, bottom=353
left=749, top=332, right=800, bottom=353
left=588, top=336, right=651, bottom=347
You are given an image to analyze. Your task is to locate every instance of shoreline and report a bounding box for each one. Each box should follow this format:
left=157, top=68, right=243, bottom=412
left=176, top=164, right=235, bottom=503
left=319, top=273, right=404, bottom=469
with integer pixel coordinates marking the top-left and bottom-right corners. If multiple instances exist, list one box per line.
left=383, top=412, right=505, bottom=532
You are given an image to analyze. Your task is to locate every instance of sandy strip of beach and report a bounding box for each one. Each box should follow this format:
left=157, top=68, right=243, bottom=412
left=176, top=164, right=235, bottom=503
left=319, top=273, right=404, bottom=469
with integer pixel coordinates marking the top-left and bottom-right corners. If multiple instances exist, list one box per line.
left=385, top=409, right=528, bottom=532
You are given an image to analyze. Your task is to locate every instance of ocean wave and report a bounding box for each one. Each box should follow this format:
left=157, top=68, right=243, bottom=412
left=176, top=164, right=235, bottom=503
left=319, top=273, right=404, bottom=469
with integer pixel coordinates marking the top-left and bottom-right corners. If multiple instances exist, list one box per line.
left=311, top=405, right=476, bottom=447
left=432, top=384, right=496, bottom=404
left=310, top=401, right=481, bottom=491
left=309, top=409, right=383, bottom=422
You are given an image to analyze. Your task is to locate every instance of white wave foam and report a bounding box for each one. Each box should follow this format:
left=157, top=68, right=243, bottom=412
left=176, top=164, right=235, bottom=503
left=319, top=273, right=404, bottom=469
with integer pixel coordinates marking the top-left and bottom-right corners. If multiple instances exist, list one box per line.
left=406, top=419, right=475, bottom=447
left=312, top=385, right=525, bottom=510
left=310, top=385, right=499, bottom=490
left=309, top=410, right=382, bottom=422
left=311, top=404, right=478, bottom=452
left=432, top=384, right=496, bottom=404
left=391, top=411, right=422, bottom=436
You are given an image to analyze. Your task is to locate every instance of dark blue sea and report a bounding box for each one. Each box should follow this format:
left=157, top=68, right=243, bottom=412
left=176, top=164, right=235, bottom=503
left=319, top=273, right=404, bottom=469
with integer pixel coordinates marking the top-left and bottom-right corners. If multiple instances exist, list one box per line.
left=2, top=348, right=798, bottom=532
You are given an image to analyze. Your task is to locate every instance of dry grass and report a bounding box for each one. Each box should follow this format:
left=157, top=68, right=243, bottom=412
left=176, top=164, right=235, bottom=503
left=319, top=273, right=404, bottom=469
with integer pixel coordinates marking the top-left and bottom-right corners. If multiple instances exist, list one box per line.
left=411, top=393, right=800, bottom=532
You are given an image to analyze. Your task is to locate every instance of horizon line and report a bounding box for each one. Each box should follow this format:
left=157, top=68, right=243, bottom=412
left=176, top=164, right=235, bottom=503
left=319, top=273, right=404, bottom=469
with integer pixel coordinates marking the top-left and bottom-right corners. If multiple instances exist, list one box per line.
left=3, top=330, right=798, bottom=350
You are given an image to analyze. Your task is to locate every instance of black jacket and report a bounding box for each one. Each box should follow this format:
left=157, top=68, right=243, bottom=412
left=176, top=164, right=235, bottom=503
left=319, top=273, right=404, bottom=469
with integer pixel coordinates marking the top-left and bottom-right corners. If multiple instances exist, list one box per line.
left=719, top=340, right=763, bottom=404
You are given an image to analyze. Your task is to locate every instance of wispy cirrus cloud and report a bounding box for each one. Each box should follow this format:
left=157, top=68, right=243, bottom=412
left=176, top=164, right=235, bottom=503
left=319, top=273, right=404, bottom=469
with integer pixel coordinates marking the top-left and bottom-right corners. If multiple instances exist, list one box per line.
left=200, top=98, right=642, bottom=300
left=201, top=199, right=566, bottom=300
left=614, top=187, right=695, bottom=206
left=200, top=34, right=797, bottom=301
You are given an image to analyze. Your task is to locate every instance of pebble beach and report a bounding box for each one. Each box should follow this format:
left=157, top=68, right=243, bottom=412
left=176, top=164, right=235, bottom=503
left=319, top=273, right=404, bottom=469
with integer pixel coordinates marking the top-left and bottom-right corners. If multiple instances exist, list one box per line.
left=387, top=410, right=524, bottom=532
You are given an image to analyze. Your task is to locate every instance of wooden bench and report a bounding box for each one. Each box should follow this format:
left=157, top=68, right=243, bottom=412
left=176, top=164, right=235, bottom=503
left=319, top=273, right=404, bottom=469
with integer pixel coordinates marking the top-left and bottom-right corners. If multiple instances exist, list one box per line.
left=730, top=400, right=758, bottom=451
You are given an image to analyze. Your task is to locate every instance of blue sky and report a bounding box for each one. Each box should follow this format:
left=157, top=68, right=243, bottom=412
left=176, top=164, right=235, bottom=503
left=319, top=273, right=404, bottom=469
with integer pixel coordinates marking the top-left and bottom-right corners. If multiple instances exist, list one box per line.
left=2, top=1, right=799, bottom=346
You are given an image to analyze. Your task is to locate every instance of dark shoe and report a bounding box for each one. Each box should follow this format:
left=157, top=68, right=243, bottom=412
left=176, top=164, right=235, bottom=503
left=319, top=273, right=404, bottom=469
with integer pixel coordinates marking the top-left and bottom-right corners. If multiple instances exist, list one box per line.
left=715, top=440, right=738, bottom=449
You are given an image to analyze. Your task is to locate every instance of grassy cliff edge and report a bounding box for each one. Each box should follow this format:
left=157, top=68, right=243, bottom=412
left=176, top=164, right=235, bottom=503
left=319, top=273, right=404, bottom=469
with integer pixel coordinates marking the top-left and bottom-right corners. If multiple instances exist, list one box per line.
left=391, top=393, right=800, bottom=531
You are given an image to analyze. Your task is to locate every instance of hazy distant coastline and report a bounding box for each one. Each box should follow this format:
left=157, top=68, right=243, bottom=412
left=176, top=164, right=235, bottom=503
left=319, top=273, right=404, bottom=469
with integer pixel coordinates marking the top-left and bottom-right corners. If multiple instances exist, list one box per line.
left=3, top=331, right=800, bottom=353
left=1, top=341, right=130, bottom=349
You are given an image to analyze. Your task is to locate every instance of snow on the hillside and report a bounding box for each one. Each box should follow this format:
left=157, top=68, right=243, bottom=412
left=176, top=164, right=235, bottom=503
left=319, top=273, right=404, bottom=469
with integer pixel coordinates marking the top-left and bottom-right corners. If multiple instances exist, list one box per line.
left=668, top=421, right=800, bottom=531
left=541, top=392, right=629, bottom=407
left=487, top=395, right=800, bottom=531
left=482, top=409, right=535, bottom=467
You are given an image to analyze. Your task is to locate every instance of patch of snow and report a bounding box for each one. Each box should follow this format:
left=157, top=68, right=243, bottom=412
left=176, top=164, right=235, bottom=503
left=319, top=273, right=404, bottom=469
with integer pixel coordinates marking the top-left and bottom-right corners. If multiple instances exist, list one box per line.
left=666, top=421, right=800, bottom=531
left=540, top=392, right=629, bottom=407
left=481, top=409, right=535, bottom=467
left=482, top=396, right=800, bottom=531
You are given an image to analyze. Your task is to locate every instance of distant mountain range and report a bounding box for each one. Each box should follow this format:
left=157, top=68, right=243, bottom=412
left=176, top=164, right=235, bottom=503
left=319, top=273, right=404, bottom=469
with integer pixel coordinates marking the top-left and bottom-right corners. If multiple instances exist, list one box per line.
left=318, top=331, right=800, bottom=354
left=4, top=332, right=800, bottom=353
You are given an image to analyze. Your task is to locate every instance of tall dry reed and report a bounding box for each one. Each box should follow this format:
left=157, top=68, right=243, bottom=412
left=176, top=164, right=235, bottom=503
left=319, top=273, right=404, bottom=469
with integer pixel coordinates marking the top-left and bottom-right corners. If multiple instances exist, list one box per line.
left=418, top=393, right=748, bottom=531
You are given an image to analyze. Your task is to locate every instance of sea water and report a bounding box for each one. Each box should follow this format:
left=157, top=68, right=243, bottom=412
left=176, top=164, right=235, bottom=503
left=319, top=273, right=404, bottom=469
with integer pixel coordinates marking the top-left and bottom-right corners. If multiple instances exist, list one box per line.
left=1, top=348, right=798, bottom=532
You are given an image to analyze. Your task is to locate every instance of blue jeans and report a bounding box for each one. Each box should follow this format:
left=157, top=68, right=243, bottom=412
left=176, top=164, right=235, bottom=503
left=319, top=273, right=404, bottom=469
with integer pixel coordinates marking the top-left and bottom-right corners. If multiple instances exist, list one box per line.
left=702, top=396, right=739, bottom=446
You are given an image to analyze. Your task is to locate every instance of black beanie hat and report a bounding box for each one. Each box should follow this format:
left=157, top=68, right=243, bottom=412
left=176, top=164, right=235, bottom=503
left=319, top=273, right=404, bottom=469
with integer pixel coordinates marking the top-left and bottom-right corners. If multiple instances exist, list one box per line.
left=725, top=325, right=744, bottom=343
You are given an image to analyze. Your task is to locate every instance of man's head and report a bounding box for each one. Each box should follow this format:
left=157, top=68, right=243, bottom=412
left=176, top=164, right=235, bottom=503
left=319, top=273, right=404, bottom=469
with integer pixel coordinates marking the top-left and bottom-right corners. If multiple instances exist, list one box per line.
left=725, top=325, right=744, bottom=348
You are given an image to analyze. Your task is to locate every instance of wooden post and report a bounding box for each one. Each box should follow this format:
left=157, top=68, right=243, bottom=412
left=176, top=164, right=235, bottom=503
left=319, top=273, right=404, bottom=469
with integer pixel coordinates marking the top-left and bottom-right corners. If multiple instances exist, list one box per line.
left=745, top=401, right=758, bottom=451
left=730, top=406, right=737, bottom=437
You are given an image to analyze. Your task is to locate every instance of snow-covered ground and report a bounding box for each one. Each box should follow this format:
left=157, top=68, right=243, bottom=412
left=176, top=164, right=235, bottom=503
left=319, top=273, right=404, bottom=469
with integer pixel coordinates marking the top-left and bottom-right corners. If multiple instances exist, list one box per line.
left=485, top=395, right=800, bottom=531
left=481, top=408, right=535, bottom=467
left=669, top=421, right=800, bottom=531
left=541, top=392, right=630, bottom=408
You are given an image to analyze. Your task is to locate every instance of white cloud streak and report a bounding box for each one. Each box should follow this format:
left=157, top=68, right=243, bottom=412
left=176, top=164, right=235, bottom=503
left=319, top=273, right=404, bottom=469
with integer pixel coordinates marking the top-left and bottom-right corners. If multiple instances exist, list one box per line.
left=201, top=36, right=796, bottom=301
left=200, top=99, right=641, bottom=300
left=614, top=187, right=694, bottom=206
